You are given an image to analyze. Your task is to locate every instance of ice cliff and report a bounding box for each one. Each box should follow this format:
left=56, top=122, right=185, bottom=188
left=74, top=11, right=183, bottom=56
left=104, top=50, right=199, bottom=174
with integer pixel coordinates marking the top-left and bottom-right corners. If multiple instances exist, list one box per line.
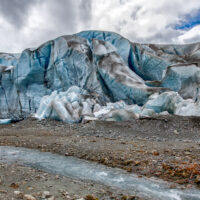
left=0, top=31, right=200, bottom=122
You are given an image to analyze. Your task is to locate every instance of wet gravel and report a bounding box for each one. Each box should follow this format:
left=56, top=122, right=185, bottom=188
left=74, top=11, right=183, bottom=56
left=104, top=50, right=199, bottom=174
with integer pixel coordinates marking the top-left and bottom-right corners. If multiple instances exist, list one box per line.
left=0, top=115, right=200, bottom=191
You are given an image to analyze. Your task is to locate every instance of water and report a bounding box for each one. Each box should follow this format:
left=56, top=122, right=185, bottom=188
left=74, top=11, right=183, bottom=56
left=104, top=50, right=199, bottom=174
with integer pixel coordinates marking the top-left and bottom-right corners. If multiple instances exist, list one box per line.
left=0, top=119, right=11, bottom=125
left=0, top=146, right=200, bottom=200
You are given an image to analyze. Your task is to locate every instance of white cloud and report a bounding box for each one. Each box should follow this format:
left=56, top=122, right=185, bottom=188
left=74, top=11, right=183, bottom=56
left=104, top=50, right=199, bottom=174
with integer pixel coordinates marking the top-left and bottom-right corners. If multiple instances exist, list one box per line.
left=91, top=0, right=200, bottom=44
left=0, top=0, right=200, bottom=53
left=178, top=25, right=200, bottom=43
left=0, top=0, right=90, bottom=52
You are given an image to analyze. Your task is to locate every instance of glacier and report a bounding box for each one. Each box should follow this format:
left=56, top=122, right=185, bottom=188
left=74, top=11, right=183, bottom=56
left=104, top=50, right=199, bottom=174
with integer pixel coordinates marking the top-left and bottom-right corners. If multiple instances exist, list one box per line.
left=0, top=30, right=200, bottom=123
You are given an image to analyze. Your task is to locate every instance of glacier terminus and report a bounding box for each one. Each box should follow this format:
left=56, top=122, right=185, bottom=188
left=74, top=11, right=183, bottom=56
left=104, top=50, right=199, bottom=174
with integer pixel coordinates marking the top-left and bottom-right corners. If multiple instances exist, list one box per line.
left=0, top=31, right=200, bottom=123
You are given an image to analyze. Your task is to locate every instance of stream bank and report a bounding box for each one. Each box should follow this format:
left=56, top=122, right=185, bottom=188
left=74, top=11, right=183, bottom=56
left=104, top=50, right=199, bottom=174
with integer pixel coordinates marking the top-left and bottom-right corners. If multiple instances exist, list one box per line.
left=0, top=116, right=200, bottom=199
left=0, top=162, right=137, bottom=200
left=1, top=146, right=200, bottom=200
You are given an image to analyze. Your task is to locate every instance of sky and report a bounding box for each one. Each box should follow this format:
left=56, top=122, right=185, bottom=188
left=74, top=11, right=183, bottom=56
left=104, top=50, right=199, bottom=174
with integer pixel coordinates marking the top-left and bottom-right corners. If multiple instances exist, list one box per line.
left=0, top=0, right=200, bottom=53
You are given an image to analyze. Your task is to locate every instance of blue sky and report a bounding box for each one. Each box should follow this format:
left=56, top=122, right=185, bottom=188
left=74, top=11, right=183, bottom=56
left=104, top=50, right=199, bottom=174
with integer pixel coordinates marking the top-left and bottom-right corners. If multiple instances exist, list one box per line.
left=176, top=10, right=200, bottom=29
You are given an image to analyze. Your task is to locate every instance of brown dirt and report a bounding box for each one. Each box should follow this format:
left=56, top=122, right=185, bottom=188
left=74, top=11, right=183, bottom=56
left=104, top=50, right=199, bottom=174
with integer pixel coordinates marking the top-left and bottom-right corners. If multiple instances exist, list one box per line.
left=0, top=163, right=140, bottom=200
left=0, top=115, right=200, bottom=198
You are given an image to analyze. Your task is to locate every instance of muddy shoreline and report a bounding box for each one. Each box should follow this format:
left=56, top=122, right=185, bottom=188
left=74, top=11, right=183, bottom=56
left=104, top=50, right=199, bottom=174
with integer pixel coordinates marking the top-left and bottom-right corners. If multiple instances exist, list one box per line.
left=0, top=115, right=200, bottom=199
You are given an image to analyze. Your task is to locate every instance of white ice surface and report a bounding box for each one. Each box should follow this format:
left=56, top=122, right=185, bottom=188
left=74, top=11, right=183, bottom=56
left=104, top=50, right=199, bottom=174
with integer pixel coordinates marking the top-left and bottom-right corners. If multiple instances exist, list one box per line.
left=35, top=86, right=200, bottom=123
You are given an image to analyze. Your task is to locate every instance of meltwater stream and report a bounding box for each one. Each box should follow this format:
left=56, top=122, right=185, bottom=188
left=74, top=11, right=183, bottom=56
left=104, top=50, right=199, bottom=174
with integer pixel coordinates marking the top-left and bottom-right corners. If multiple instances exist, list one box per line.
left=0, top=146, right=200, bottom=200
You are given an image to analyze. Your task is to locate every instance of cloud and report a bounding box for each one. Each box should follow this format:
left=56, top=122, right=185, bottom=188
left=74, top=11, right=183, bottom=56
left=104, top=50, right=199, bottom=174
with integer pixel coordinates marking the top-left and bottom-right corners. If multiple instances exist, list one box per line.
left=0, top=0, right=92, bottom=52
left=0, top=0, right=199, bottom=53
left=91, top=0, right=200, bottom=44
left=178, top=25, right=200, bottom=43
left=0, top=0, right=37, bottom=28
left=79, top=0, right=92, bottom=28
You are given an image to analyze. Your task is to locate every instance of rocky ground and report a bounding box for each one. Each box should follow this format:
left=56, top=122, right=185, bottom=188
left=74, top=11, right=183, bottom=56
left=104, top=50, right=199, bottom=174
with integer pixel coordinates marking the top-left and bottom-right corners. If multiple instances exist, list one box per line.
left=0, top=163, right=140, bottom=200
left=0, top=115, right=200, bottom=199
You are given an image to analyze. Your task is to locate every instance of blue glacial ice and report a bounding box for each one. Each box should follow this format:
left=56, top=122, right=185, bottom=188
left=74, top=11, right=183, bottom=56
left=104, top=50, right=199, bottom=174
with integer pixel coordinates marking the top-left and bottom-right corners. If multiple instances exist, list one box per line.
left=0, top=31, right=200, bottom=122
left=0, top=119, right=11, bottom=124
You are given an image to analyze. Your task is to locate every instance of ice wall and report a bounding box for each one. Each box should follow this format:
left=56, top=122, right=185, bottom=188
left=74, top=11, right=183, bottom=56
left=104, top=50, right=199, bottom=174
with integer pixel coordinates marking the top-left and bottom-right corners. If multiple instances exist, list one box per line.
left=0, top=31, right=200, bottom=122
